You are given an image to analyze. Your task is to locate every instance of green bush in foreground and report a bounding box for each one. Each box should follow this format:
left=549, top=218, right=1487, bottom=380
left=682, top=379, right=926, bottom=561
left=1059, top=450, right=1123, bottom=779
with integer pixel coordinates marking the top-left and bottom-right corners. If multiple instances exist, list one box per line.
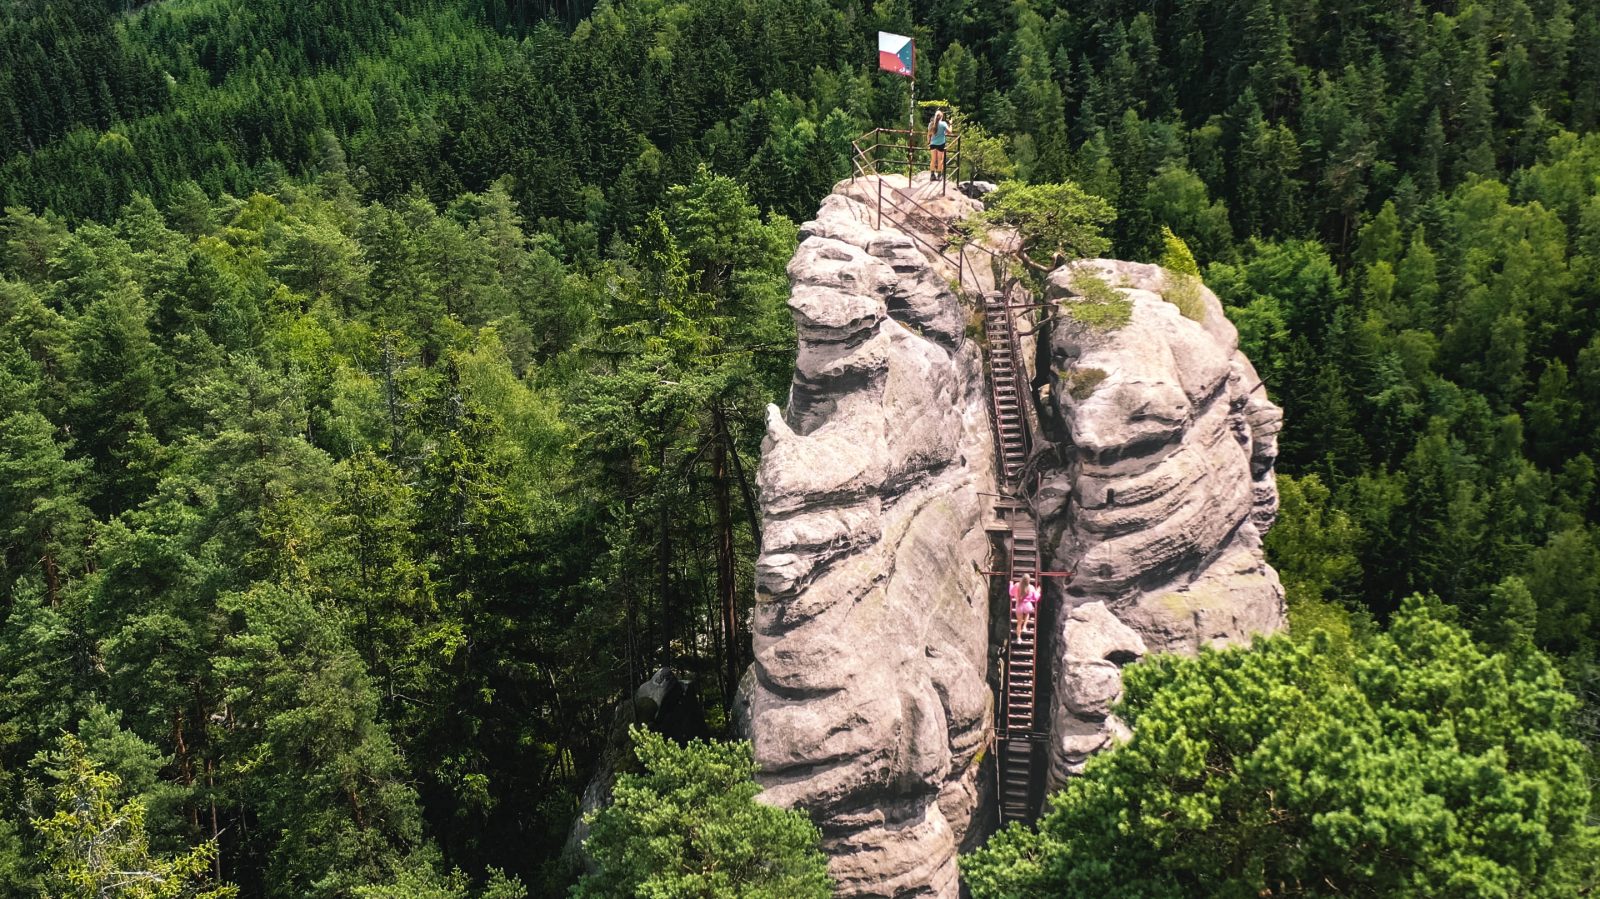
left=963, top=598, right=1600, bottom=898
left=573, top=729, right=833, bottom=899
left=34, top=735, right=237, bottom=899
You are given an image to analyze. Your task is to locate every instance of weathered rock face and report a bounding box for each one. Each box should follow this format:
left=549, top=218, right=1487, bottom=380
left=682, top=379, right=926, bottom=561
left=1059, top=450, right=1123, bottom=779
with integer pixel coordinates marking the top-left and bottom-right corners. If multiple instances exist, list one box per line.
left=1037, top=259, right=1286, bottom=789
left=750, top=179, right=1288, bottom=892
left=749, top=177, right=997, bottom=899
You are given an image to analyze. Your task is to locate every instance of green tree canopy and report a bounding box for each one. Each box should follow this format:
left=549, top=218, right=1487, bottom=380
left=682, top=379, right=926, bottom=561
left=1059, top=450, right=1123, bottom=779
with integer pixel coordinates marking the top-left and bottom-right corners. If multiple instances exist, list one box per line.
left=33, top=734, right=236, bottom=899
left=965, top=181, right=1116, bottom=273
left=963, top=598, right=1600, bottom=898
left=573, top=728, right=833, bottom=899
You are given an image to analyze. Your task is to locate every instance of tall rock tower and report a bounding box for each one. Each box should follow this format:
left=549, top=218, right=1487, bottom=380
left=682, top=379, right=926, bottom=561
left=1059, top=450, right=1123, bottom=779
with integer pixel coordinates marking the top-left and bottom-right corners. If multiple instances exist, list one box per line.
left=748, top=176, right=1287, bottom=898
left=748, top=178, right=998, bottom=898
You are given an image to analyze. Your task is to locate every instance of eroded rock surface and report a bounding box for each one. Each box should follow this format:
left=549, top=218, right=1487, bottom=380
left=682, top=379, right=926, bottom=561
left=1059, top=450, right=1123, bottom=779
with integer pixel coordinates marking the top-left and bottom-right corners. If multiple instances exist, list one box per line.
left=750, top=180, right=1289, bottom=891
left=749, top=176, right=997, bottom=899
left=1038, top=259, right=1286, bottom=791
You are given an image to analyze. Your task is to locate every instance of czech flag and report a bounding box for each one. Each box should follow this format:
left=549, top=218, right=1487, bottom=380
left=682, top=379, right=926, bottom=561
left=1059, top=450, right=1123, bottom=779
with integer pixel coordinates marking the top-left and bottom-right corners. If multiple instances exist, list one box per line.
left=878, top=31, right=914, bottom=78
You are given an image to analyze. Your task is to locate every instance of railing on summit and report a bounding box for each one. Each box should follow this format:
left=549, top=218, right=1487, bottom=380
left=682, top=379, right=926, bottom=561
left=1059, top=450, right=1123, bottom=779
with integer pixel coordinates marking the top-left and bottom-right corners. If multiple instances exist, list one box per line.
left=849, top=127, right=962, bottom=192
left=849, top=127, right=1015, bottom=300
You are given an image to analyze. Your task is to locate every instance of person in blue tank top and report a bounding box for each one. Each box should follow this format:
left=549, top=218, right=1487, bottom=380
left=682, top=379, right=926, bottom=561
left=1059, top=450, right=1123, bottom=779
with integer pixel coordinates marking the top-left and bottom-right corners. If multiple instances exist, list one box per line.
left=927, top=110, right=955, bottom=181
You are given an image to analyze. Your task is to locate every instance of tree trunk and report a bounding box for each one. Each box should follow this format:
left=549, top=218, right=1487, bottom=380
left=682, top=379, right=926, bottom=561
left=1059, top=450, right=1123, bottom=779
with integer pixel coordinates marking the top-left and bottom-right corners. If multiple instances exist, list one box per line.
left=713, top=409, right=740, bottom=708
left=382, top=338, right=401, bottom=453
left=657, top=429, right=673, bottom=667
left=173, top=709, right=199, bottom=830
left=207, top=756, right=221, bottom=881
left=725, top=414, right=762, bottom=554
left=41, top=545, right=60, bottom=608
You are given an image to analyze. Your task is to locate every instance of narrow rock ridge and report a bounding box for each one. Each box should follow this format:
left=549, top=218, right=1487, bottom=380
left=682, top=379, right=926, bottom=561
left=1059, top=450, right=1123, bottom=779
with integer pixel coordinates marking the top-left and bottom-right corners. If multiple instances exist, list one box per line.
left=1037, top=259, right=1286, bottom=787
left=750, top=175, right=998, bottom=899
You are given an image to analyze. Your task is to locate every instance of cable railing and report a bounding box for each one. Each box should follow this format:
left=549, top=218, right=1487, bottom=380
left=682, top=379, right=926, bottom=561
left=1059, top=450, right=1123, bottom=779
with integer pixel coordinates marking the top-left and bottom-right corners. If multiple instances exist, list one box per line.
left=850, top=127, right=1017, bottom=298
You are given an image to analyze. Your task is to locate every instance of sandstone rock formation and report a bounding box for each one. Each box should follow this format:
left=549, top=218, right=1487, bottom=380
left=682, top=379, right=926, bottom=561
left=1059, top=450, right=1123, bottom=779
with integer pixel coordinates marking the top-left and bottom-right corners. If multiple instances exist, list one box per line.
left=1037, top=259, right=1286, bottom=789
left=1046, top=602, right=1146, bottom=778
left=749, top=175, right=998, bottom=899
left=750, top=178, right=1289, bottom=893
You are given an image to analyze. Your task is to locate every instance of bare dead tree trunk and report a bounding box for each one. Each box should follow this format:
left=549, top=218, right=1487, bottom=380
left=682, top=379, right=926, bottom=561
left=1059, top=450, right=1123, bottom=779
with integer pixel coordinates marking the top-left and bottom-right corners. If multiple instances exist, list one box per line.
left=712, top=409, right=740, bottom=708
left=206, top=752, right=221, bottom=880
left=382, top=338, right=401, bottom=454
left=42, top=544, right=60, bottom=608
left=623, top=494, right=639, bottom=695
left=657, top=427, right=673, bottom=667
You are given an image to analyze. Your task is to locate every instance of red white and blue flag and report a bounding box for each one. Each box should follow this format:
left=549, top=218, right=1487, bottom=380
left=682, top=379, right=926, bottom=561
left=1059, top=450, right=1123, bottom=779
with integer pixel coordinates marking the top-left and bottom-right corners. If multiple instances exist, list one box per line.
left=878, top=31, right=914, bottom=78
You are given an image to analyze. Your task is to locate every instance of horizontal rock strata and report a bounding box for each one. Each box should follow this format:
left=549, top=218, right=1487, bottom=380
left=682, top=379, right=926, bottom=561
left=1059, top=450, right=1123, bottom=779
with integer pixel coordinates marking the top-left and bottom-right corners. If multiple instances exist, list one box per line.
left=750, top=177, right=997, bottom=899
left=1039, top=259, right=1286, bottom=792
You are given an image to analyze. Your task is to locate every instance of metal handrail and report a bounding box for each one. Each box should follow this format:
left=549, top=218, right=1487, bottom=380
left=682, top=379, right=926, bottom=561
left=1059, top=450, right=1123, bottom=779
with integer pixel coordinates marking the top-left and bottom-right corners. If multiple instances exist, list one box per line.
left=849, top=127, right=1023, bottom=304
left=852, top=127, right=978, bottom=292
left=851, top=127, right=962, bottom=189
left=878, top=191, right=965, bottom=273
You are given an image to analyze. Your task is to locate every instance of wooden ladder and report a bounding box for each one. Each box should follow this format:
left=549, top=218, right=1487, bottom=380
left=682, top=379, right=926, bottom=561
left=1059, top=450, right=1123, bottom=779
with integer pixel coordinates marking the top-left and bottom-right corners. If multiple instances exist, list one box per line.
left=984, top=292, right=1029, bottom=484
left=981, top=289, right=1042, bottom=825
left=999, top=511, right=1040, bottom=823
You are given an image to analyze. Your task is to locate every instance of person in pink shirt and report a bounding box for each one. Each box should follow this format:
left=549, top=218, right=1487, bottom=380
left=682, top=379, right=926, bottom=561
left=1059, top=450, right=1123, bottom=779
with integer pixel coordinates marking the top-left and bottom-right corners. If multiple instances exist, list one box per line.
left=1009, top=573, right=1040, bottom=643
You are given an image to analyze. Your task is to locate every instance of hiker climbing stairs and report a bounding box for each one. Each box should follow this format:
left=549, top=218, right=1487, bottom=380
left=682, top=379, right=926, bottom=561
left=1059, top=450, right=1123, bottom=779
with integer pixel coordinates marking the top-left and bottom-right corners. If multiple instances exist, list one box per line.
left=998, top=512, right=1040, bottom=823
left=978, top=288, right=1045, bottom=825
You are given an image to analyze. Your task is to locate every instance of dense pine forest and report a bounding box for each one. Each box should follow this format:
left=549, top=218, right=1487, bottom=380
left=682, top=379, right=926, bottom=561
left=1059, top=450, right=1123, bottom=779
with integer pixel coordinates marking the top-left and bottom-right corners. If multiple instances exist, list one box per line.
left=2, top=0, right=1599, bottom=893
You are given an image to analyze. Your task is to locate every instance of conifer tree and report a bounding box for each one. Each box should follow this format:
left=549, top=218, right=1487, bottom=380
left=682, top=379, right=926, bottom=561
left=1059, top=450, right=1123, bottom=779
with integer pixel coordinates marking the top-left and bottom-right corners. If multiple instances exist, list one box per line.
left=964, top=600, right=1600, bottom=898
left=34, top=735, right=236, bottom=899
left=573, top=729, right=832, bottom=899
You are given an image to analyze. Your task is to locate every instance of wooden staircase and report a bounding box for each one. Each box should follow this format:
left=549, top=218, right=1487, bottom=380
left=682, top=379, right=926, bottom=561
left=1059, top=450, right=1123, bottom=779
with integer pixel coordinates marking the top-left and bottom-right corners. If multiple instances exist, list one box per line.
left=983, top=292, right=1030, bottom=484
left=980, top=289, right=1044, bottom=825
left=998, top=510, right=1040, bottom=823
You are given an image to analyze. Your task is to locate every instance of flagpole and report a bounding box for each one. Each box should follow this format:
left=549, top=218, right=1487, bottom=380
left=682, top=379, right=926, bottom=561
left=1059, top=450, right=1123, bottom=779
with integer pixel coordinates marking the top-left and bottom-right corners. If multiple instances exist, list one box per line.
left=908, top=74, right=916, bottom=183
left=908, top=39, right=916, bottom=183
